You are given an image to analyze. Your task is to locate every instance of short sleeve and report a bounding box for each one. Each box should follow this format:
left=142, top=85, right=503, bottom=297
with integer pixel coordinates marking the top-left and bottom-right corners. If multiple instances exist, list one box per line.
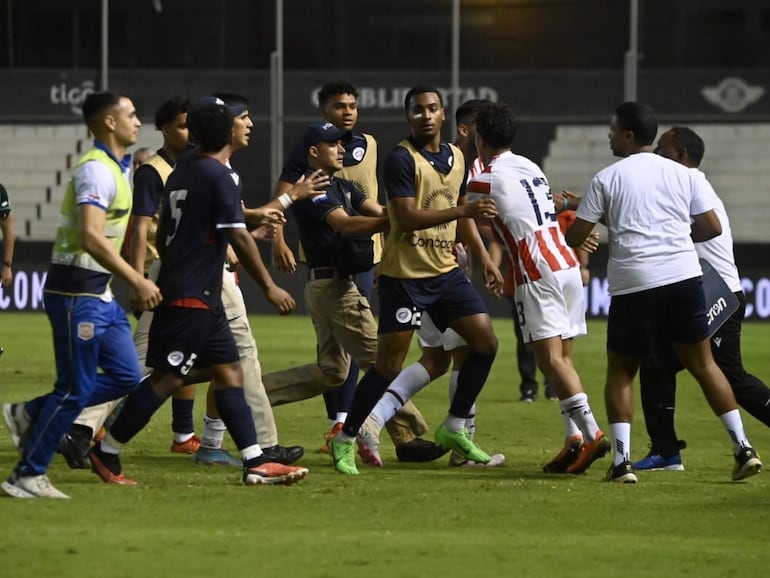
left=73, top=161, right=117, bottom=209
left=132, top=164, right=163, bottom=217
left=279, top=140, right=308, bottom=185
left=383, top=147, right=416, bottom=199
left=575, top=174, right=606, bottom=224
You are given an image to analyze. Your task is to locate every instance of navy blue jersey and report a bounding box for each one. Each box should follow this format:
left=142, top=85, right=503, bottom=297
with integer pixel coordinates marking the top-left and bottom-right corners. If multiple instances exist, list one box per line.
left=131, top=148, right=170, bottom=217
left=280, top=132, right=369, bottom=184
left=291, top=176, right=367, bottom=269
left=384, top=138, right=468, bottom=199
left=156, top=154, right=245, bottom=311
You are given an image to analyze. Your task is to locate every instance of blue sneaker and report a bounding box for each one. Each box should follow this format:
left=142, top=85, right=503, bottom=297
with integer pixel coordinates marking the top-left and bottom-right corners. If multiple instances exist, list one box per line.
left=632, top=452, right=684, bottom=471
left=194, top=447, right=242, bottom=467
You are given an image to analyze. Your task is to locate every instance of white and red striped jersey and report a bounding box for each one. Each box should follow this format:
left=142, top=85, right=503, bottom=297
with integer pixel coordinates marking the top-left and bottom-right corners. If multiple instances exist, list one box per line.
left=467, top=151, right=578, bottom=287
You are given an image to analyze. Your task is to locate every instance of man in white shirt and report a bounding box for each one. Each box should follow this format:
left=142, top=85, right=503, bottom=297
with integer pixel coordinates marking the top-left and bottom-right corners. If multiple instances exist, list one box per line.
left=565, top=102, right=761, bottom=483
left=634, top=126, right=770, bottom=471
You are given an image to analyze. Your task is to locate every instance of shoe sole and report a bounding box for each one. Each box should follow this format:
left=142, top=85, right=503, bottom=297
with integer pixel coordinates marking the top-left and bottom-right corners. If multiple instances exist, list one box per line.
left=608, top=472, right=638, bottom=483
left=635, top=464, right=685, bottom=472
left=461, top=453, right=506, bottom=467
left=244, top=468, right=309, bottom=486
left=356, top=438, right=383, bottom=467
left=1, top=480, right=35, bottom=498
left=733, top=458, right=762, bottom=481
left=88, top=452, right=138, bottom=486
left=566, top=436, right=611, bottom=474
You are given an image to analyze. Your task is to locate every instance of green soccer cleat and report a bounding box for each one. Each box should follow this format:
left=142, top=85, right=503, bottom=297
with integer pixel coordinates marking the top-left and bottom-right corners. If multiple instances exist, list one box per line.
left=435, top=425, right=491, bottom=465
left=330, top=436, right=359, bottom=475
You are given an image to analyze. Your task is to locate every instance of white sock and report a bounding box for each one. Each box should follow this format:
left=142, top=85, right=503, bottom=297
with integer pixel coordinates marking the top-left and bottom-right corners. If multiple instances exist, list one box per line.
left=200, top=415, right=226, bottom=450
left=561, top=411, right=582, bottom=440
left=368, top=362, right=432, bottom=435
left=173, top=432, right=195, bottom=444
left=241, top=444, right=263, bottom=462
left=443, top=415, right=467, bottom=432
left=559, top=392, right=600, bottom=441
left=719, top=408, right=751, bottom=453
left=449, top=369, right=476, bottom=438
left=390, top=362, right=432, bottom=404
left=610, top=422, right=631, bottom=466
left=100, top=433, right=123, bottom=455
left=334, top=412, right=348, bottom=425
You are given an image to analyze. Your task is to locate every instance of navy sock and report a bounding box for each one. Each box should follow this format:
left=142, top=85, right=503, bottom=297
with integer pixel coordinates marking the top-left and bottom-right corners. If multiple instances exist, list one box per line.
left=214, top=387, right=257, bottom=451
left=109, top=377, right=167, bottom=445
left=341, top=368, right=390, bottom=437
left=171, top=396, right=195, bottom=434
left=449, top=350, right=496, bottom=417
left=323, top=360, right=359, bottom=420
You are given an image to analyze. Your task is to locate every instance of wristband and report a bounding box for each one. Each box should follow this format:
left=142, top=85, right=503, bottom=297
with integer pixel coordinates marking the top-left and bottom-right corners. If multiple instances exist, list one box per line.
left=2, top=261, right=10, bottom=267
left=562, top=196, right=569, bottom=211
left=278, top=193, right=293, bottom=210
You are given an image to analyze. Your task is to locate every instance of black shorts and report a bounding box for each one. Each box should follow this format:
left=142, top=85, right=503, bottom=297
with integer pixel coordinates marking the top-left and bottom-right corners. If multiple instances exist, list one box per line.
left=146, top=305, right=239, bottom=377
left=607, top=277, right=708, bottom=359
left=377, top=268, right=488, bottom=334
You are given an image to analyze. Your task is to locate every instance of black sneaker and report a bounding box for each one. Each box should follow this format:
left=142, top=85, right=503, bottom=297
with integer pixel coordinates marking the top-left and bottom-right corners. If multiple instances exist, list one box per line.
left=57, top=425, right=93, bottom=469
left=260, top=444, right=305, bottom=465
left=605, top=460, right=638, bottom=483
left=395, top=438, right=450, bottom=462
left=732, top=446, right=762, bottom=481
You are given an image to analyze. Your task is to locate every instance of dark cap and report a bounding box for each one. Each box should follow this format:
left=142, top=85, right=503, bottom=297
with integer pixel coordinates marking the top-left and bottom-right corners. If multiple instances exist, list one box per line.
left=188, top=96, right=247, bottom=124
left=302, top=121, right=351, bottom=151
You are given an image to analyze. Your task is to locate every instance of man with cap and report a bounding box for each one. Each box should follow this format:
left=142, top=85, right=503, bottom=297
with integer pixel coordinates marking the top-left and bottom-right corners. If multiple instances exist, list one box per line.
left=264, top=81, right=443, bottom=464
left=259, top=120, right=390, bottom=415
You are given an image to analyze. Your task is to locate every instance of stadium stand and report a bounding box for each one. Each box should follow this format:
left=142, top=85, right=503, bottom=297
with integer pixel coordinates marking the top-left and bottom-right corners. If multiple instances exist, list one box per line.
left=0, top=125, right=162, bottom=241
left=542, top=123, right=770, bottom=243
left=1, top=123, right=768, bottom=243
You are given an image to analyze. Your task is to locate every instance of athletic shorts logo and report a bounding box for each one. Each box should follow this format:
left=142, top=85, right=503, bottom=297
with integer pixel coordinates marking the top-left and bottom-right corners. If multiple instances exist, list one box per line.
left=352, top=147, right=365, bottom=161
left=77, top=322, right=95, bottom=341
left=167, top=351, right=185, bottom=367
left=395, top=307, right=412, bottom=324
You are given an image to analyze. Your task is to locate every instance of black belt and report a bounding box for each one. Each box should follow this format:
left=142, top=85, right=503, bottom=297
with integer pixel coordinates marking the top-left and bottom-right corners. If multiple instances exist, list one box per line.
left=308, top=267, right=353, bottom=281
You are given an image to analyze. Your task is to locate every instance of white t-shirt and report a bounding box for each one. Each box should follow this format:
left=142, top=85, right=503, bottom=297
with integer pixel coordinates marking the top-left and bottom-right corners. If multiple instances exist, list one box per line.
left=577, top=152, right=712, bottom=295
left=692, top=168, right=742, bottom=293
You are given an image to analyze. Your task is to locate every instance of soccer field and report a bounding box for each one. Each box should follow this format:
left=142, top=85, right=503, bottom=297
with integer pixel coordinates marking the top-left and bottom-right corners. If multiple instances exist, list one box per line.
left=1, top=313, right=769, bottom=577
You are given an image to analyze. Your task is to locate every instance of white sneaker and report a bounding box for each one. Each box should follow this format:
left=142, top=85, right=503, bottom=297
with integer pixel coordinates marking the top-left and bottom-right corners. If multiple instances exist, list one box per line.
left=356, top=419, right=383, bottom=467
left=2, top=403, right=30, bottom=453
left=1, top=473, right=70, bottom=499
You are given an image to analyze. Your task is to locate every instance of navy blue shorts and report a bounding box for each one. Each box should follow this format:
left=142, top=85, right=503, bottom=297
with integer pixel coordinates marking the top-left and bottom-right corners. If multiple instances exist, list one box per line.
left=607, top=277, right=708, bottom=359
left=377, top=268, right=488, bottom=334
left=146, top=306, right=239, bottom=377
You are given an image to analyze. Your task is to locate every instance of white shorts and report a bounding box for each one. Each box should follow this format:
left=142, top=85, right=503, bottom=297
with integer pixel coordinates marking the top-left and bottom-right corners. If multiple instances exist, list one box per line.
left=417, top=311, right=467, bottom=351
left=514, top=267, right=586, bottom=344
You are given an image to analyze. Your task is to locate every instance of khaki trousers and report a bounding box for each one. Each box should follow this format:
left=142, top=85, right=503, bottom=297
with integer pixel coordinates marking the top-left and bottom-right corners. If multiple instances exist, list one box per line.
left=262, top=276, right=428, bottom=445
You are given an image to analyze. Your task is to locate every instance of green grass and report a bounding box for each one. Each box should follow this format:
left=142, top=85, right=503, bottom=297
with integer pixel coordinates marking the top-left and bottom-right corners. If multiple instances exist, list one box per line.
left=2, top=313, right=770, bottom=577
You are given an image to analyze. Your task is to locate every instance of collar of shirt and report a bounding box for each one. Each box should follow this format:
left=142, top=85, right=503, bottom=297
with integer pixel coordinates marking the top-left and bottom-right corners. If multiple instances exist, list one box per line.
left=93, top=139, right=132, bottom=172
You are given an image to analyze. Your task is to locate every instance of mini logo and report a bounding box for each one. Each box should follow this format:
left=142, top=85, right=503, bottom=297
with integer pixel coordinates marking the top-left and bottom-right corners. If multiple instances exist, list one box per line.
left=230, top=171, right=240, bottom=186
left=50, top=79, right=96, bottom=116
left=702, top=77, right=764, bottom=113
left=77, top=322, right=95, bottom=341
left=322, top=122, right=334, bottom=131
left=448, top=154, right=454, bottom=167
left=713, top=337, right=723, bottom=348
left=352, top=147, right=365, bottom=161
left=167, top=351, right=185, bottom=366
left=395, top=307, right=412, bottom=324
